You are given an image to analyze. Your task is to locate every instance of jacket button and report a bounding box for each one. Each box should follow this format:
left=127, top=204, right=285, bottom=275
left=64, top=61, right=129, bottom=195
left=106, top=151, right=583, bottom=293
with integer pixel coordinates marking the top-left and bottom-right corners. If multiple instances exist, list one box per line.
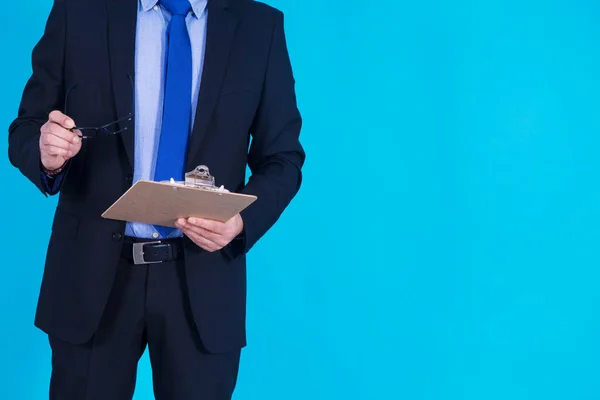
left=112, top=232, right=123, bottom=241
left=125, top=174, right=133, bottom=183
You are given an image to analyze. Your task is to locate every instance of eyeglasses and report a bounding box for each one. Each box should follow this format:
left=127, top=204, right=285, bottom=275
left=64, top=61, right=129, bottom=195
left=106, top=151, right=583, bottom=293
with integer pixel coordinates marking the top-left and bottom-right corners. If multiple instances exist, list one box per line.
left=64, top=79, right=133, bottom=139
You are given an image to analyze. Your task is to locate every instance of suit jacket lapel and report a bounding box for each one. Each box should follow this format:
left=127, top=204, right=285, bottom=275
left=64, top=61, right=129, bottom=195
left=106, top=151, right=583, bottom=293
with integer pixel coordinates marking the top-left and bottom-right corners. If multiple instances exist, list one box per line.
left=107, top=0, right=137, bottom=171
left=186, top=1, right=239, bottom=171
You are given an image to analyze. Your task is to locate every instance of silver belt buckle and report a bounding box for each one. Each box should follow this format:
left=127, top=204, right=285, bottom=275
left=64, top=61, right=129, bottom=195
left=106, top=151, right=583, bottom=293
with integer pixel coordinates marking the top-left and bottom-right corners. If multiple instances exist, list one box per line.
left=132, top=241, right=163, bottom=265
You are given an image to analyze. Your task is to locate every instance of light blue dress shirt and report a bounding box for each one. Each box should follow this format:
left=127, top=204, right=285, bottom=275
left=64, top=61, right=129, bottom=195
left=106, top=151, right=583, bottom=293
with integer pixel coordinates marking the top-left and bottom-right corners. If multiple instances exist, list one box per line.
left=125, top=0, right=208, bottom=239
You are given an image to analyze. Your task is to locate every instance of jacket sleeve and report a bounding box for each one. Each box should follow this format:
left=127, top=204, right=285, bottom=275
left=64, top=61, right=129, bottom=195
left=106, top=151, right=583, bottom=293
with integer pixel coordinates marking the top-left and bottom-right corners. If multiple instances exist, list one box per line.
left=40, top=169, right=67, bottom=195
left=8, top=0, right=66, bottom=196
left=236, top=11, right=305, bottom=254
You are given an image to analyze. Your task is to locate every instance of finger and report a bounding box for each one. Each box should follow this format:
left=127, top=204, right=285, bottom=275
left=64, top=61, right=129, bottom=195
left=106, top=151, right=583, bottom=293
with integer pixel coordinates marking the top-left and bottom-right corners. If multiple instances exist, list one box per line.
left=179, top=222, right=227, bottom=247
left=186, top=217, right=226, bottom=234
left=41, top=133, right=80, bottom=159
left=182, top=228, right=221, bottom=252
left=176, top=218, right=223, bottom=240
left=72, top=129, right=84, bottom=139
left=44, top=145, right=71, bottom=158
left=44, top=122, right=81, bottom=144
left=48, top=110, right=75, bottom=129
left=177, top=220, right=224, bottom=250
left=42, top=131, right=73, bottom=149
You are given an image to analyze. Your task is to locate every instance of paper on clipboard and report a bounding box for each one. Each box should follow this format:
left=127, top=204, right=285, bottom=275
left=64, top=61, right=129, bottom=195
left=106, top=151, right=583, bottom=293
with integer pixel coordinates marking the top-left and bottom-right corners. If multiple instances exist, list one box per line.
left=101, top=166, right=257, bottom=227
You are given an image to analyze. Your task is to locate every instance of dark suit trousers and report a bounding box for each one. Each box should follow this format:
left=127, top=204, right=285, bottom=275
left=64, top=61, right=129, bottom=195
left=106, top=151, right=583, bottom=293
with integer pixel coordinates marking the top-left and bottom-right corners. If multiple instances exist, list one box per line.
left=48, top=256, right=241, bottom=400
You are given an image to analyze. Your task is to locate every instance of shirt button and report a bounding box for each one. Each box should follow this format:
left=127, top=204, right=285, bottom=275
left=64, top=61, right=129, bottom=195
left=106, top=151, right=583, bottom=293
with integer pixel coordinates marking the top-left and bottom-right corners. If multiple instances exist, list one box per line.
left=153, top=5, right=159, bottom=11
left=112, top=233, right=123, bottom=241
left=152, top=232, right=159, bottom=239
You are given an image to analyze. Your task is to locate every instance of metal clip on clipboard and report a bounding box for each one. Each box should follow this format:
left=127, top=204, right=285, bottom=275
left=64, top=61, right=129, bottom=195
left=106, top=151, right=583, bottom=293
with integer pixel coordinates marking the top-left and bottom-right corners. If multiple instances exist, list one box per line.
left=164, top=165, right=230, bottom=193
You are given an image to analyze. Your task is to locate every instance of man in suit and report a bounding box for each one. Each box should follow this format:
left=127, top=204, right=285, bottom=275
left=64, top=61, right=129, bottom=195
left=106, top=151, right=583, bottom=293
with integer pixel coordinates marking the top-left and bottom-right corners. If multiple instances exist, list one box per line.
left=7, top=0, right=304, bottom=398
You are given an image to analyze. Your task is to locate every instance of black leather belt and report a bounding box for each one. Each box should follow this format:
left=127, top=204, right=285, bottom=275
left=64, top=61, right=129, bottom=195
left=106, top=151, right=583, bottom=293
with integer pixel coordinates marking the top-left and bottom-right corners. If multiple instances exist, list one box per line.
left=121, top=237, right=184, bottom=265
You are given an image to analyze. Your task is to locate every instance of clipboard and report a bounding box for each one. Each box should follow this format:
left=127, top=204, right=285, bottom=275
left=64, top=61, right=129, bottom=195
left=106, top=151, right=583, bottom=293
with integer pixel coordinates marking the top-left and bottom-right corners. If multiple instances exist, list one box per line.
left=102, top=166, right=257, bottom=227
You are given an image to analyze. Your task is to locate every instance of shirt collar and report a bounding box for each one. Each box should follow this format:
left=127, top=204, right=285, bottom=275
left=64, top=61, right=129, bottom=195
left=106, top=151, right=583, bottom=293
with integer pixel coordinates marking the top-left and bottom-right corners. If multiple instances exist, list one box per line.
left=140, top=0, right=159, bottom=12
left=140, top=0, right=208, bottom=18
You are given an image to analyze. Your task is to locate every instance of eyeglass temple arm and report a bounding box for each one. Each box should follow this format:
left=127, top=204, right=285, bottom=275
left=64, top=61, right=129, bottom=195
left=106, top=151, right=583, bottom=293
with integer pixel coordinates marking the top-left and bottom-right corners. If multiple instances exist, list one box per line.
left=71, top=114, right=132, bottom=131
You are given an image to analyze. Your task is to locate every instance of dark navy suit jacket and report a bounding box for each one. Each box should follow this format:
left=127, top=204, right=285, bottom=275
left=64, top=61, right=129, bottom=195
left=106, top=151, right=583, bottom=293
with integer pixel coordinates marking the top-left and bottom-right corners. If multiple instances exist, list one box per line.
left=8, top=0, right=304, bottom=353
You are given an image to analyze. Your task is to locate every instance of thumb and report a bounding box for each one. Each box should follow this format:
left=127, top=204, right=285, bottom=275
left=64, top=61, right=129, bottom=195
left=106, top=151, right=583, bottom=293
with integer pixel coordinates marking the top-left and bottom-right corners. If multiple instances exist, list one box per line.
left=49, top=110, right=75, bottom=129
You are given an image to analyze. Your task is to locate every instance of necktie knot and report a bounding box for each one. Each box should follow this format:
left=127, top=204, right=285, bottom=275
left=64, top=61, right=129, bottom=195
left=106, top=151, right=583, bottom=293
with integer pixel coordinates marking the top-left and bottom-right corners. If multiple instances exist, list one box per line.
left=160, top=0, right=191, bottom=16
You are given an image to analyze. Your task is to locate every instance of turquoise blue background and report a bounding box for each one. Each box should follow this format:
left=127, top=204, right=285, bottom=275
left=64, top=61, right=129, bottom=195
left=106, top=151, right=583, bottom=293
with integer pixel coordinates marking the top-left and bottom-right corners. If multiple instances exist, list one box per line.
left=2, top=0, right=600, bottom=399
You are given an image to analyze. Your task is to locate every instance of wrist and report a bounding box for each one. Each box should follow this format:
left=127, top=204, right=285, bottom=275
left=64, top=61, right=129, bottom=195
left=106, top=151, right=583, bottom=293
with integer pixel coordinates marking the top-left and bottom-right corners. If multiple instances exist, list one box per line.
left=42, top=160, right=67, bottom=176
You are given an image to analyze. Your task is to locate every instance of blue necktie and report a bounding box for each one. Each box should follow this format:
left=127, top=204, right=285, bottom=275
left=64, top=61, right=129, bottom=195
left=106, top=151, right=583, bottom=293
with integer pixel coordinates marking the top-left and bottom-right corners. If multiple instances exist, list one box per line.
left=153, top=0, right=192, bottom=237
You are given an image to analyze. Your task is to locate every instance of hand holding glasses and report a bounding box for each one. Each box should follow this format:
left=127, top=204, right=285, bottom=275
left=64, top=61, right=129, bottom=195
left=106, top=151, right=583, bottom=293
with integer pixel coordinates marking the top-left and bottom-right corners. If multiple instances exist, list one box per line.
left=39, top=110, right=83, bottom=172
left=40, top=79, right=134, bottom=172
